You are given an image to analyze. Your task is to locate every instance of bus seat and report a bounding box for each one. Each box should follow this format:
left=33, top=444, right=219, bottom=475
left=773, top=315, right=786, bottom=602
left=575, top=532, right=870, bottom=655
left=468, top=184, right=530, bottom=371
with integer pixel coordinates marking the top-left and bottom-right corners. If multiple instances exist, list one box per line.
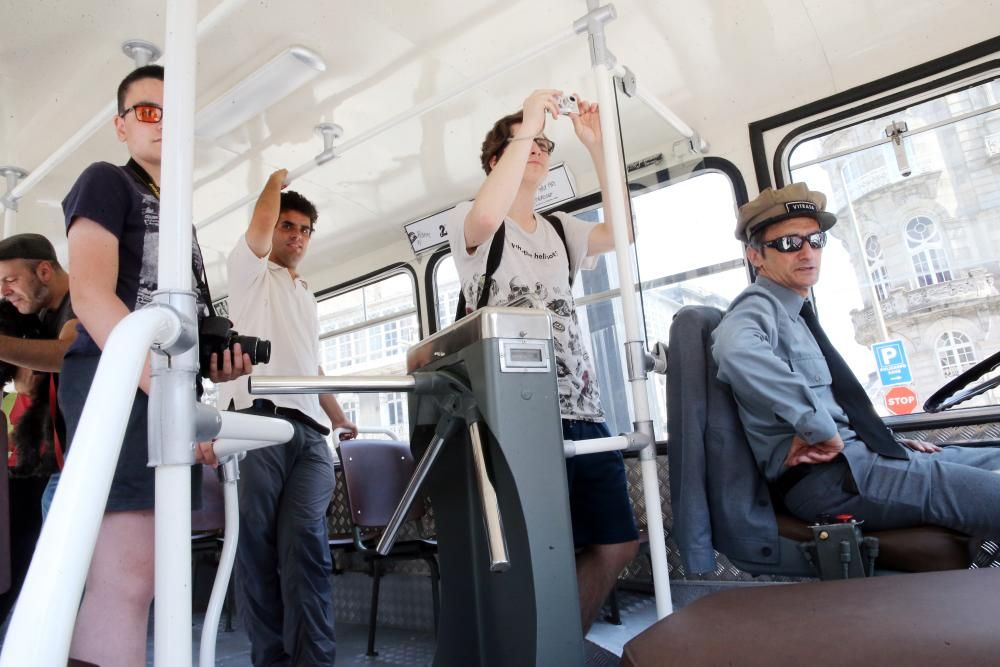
left=621, top=568, right=1000, bottom=667
left=666, top=305, right=970, bottom=576
left=337, top=437, right=439, bottom=657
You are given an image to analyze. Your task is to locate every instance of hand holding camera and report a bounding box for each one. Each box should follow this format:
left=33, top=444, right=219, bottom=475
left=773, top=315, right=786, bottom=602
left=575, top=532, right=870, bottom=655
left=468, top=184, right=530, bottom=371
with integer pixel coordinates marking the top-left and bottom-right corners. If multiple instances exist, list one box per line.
left=199, top=315, right=270, bottom=381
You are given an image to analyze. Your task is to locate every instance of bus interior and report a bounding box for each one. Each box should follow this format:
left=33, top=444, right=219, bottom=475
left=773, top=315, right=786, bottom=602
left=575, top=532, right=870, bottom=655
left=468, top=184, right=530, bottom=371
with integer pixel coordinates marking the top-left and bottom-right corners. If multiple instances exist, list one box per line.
left=2, top=0, right=1000, bottom=665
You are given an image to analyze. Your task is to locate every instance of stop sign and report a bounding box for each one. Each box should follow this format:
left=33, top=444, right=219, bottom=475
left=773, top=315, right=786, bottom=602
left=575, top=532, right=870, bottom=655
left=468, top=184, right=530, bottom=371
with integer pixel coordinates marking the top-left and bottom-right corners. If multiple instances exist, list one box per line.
left=885, top=386, right=918, bottom=415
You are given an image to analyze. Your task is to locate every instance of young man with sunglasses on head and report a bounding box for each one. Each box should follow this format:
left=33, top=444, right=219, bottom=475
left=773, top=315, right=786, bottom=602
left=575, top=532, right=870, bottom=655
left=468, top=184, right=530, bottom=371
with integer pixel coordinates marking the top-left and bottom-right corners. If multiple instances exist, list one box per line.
left=447, top=89, right=638, bottom=635
left=712, top=182, right=1000, bottom=551
left=218, top=169, right=357, bottom=666
left=60, top=64, right=250, bottom=667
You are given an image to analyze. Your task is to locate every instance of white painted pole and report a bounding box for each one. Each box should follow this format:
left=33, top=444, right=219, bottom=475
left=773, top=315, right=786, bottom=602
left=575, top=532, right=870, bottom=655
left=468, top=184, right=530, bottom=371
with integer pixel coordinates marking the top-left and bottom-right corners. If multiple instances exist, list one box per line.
left=610, top=64, right=708, bottom=153
left=593, top=62, right=673, bottom=618
left=154, top=0, right=199, bottom=663
left=2, top=207, right=14, bottom=238
left=0, top=307, right=179, bottom=667
left=196, top=26, right=579, bottom=230
left=199, top=458, right=240, bottom=667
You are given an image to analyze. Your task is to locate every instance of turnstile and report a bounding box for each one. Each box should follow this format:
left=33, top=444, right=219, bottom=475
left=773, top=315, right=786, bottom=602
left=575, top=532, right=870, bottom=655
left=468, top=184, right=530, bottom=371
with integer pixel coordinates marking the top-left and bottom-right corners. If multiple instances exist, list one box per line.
left=249, top=306, right=585, bottom=665
left=407, top=306, right=583, bottom=666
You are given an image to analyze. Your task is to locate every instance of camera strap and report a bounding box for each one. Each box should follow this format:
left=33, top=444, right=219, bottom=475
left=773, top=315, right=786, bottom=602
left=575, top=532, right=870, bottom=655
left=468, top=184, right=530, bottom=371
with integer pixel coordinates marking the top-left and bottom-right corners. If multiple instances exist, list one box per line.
left=122, top=159, right=217, bottom=318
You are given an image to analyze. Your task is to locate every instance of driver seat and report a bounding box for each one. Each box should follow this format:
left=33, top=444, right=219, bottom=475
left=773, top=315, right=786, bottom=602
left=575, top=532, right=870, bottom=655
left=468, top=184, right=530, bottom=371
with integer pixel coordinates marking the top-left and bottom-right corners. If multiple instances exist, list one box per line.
left=667, top=305, right=970, bottom=576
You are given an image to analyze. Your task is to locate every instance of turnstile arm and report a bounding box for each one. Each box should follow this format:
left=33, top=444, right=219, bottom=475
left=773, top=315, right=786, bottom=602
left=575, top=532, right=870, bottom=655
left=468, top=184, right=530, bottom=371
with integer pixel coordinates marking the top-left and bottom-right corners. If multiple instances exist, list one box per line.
left=468, top=419, right=511, bottom=572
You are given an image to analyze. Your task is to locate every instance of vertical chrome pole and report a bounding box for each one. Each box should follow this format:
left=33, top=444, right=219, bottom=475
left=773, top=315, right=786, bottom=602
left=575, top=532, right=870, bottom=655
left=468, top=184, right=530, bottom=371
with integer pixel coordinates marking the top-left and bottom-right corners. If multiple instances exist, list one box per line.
left=0, top=166, right=28, bottom=238
left=577, top=2, right=673, bottom=618
left=154, top=0, right=199, bottom=664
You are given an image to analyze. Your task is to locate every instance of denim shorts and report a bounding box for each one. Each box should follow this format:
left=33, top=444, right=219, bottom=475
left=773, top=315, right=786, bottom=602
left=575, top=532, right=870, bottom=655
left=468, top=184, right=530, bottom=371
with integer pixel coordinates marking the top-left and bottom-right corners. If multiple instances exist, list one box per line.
left=563, top=419, right=639, bottom=546
left=59, top=355, right=201, bottom=512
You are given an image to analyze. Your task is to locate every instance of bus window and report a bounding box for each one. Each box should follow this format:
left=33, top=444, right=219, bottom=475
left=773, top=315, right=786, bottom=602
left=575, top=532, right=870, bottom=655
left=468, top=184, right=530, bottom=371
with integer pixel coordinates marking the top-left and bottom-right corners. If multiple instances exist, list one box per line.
left=572, top=169, right=747, bottom=439
left=318, top=271, right=419, bottom=440
left=433, top=255, right=461, bottom=331
left=786, top=73, right=1000, bottom=415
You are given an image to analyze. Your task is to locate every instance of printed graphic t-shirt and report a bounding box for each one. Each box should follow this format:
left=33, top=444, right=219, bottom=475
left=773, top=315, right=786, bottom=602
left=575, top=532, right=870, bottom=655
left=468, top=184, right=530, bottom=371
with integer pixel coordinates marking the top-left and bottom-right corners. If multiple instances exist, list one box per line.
left=62, top=161, right=212, bottom=357
left=447, top=201, right=604, bottom=422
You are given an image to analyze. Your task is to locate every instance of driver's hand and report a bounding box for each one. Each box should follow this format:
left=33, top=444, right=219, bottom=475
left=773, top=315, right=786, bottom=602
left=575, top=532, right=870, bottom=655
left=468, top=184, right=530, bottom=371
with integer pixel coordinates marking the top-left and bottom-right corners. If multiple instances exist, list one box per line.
left=899, top=438, right=942, bottom=453
left=784, top=433, right=844, bottom=467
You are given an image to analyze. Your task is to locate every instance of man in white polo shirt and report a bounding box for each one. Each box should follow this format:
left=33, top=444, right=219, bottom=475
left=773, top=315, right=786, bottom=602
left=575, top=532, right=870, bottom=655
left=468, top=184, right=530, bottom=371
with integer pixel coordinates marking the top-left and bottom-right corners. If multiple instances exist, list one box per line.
left=219, top=168, right=357, bottom=667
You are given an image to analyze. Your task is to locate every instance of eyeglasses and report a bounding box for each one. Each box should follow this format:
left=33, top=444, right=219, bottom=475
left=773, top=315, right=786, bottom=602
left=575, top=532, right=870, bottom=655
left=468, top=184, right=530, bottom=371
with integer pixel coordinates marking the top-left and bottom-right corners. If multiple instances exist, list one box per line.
left=278, top=220, right=314, bottom=237
left=506, top=136, right=555, bottom=155
left=120, top=103, right=163, bottom=124
left=760, top=231, right=827, bottom=253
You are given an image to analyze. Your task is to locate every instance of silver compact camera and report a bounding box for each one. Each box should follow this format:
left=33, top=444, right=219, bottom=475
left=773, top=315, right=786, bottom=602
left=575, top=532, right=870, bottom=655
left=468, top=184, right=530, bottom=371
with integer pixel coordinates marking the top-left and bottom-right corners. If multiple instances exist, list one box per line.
left=556, top=94, right=579, bottom=115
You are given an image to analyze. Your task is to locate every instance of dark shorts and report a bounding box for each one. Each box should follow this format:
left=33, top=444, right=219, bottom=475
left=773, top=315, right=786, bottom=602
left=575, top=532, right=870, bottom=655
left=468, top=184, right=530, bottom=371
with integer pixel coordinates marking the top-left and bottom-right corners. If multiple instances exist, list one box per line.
left=563, top=419, right=639, bottom=547
left=59, top=355, right=201, bottom=512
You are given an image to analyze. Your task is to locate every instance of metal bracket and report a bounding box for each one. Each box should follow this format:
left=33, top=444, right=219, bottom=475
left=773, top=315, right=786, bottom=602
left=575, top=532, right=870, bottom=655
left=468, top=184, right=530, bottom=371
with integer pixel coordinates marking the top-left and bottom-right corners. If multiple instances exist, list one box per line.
left=148, top=290, right=198, bottom=357
left=0, top=166, right=28, bottom=211
left=314, top=122, right=344, bottom=166
left=625, top=340, right=649, bottom=382
left=649, top=341, right=668, bottom=375
left=122, top=39, right=162, bottom=68
left=615, top=65, right=637, bottom=97
left=573, top=3, right=618, bottom=68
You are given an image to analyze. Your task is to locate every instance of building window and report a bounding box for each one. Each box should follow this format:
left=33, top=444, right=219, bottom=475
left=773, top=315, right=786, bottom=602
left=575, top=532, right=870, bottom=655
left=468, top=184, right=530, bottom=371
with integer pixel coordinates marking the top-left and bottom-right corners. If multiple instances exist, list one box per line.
left=318, top=271, right=418, bottom=440
left=905, top=216, right=952, bottom=287
left=936, top=331, right=977, bottom=379
left=864, top=234, right=890, bottom=300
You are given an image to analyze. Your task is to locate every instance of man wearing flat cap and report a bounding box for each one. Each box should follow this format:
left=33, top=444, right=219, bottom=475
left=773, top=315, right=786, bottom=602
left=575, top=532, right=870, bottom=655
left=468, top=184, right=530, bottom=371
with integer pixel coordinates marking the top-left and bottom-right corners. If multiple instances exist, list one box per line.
left=712, top=182, right=1000, bottom=546
left=0, top=232, right=76, bottom=623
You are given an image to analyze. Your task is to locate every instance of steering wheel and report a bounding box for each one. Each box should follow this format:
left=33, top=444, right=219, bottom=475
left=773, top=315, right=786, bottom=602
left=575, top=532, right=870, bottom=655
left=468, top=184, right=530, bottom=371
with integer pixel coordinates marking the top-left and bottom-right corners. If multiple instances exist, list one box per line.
left=923, top=349, right=1000, bottom=413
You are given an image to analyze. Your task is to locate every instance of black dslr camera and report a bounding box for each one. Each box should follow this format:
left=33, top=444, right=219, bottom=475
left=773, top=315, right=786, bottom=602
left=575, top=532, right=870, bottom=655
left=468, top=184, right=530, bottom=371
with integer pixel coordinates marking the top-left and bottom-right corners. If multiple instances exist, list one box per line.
left=199, top=316, right=271, bottom=378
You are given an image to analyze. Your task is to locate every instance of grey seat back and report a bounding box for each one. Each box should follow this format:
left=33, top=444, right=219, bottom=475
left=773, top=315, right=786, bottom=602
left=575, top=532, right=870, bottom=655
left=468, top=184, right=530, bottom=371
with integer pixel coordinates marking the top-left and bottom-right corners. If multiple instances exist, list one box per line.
left=667, top=305, right=812, bottom=576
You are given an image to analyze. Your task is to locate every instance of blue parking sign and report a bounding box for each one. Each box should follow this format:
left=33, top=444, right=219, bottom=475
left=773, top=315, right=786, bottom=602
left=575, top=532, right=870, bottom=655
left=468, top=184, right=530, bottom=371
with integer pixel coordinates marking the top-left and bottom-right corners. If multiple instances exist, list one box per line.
left=872, top=340, right=912, bottom=387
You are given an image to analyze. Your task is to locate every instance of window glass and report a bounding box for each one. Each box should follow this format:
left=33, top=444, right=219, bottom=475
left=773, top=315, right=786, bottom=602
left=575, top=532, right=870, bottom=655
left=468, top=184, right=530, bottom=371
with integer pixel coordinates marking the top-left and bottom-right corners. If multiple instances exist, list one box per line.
left=318, top=271, right=418, bottom=440
left=434, top=255, right=461, bottom=331
left=787, top=76, right=1000, bottom=412
left=573, top=171, right=746, bottom=439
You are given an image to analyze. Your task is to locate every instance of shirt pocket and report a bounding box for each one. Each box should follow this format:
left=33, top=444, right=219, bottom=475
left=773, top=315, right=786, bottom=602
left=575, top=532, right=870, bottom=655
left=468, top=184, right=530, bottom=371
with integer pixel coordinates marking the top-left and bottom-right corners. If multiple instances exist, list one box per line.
left=789, top=355, right=832, bottom=388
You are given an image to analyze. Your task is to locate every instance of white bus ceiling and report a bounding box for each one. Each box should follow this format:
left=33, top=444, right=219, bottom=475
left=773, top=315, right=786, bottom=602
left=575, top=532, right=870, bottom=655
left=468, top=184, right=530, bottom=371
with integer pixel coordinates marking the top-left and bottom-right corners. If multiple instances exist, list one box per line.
left=1, top=0, right=998, bottom=301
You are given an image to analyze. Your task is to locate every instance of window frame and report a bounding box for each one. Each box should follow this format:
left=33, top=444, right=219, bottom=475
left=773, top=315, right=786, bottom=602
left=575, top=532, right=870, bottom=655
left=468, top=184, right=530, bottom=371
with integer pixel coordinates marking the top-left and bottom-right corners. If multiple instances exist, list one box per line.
left=424, top=157, right=749, bottom=336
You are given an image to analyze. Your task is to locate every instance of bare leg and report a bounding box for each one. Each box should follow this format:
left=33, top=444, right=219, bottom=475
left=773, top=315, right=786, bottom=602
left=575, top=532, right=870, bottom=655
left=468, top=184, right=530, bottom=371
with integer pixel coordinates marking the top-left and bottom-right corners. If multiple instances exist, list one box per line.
left=575, top=540, right=638, bottom=634
left=69, top=510, right=155, bottom=667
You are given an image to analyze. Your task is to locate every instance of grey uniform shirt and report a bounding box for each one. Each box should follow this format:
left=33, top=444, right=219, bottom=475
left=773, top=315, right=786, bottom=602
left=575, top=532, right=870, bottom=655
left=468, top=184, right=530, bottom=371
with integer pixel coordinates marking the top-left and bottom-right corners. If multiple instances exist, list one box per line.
left=711, top=276, right=866, bottom=481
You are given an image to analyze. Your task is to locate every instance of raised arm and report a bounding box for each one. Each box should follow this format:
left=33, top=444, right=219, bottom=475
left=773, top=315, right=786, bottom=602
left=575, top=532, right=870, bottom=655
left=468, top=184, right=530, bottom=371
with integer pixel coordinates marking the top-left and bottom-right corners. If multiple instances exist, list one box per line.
left=569, top=96, right=634, bottom=256
left=245, top=169, right=288, bottom=258
left=463, top=89, right=561, bottom=252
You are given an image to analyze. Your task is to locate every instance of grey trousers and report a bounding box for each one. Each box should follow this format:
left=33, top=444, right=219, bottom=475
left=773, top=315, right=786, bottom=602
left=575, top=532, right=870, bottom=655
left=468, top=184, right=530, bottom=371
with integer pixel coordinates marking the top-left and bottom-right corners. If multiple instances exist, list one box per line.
left=784, top=443, right=1000, bottom=536
left=234, top=412, right=336, bottom=667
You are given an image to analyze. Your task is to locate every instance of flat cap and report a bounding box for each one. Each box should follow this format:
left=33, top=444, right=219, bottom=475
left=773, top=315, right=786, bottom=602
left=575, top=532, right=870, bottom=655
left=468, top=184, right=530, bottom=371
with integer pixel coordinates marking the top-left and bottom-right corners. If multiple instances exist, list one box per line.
left=0, top=234, right=58, bottom=262
left=736, top=182, right=837, bottom=242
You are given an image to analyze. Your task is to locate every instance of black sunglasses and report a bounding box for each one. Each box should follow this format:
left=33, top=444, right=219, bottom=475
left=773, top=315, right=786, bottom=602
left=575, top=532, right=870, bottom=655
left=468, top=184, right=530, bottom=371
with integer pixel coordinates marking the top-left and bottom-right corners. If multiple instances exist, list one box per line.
left=761, top=231, right=827, bottom=253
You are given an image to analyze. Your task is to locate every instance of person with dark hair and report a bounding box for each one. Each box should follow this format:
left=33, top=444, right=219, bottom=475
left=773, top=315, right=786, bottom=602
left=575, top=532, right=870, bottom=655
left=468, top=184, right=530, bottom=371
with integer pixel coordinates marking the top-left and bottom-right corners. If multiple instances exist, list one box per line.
left=0, top=233, right=76, bottom=625
left=713, top=183, right=1000, bottom=555
left=219, top=169, right=356, bottom=666
left=447, top=89, right=638, bottom=634
left=60, top=64, right=250, bottom=667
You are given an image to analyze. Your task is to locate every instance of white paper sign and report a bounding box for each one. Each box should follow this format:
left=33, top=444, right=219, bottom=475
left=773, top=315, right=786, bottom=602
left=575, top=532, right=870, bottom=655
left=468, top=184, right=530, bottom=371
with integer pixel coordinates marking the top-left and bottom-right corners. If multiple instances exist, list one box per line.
left=534, top=162, right=577, bottom=210
left=403, top=163, right=578, bottom=256
left=404, top=205, right=458, bottom=254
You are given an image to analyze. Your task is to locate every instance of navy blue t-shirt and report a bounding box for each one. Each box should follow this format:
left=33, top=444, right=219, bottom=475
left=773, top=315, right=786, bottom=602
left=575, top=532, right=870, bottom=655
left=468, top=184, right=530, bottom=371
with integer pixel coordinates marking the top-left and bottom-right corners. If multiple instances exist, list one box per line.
left=61, top=161, right=211, bottom=356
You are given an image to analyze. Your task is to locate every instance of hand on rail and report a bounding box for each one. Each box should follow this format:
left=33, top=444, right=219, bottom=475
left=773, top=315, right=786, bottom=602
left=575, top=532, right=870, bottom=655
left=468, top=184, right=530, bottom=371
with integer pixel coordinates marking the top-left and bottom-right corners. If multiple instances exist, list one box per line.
left=195, top=440, right=219, bottom=467
left=521, top=89, right=562, bottom=136
left=268, top=168, right=289, bottom=190
left=208, top=342, right=253, bottom=384
left=332, top=420, right=358, bottom=441
left=569, top=95, right=602, bottom=152
left=783, top=433, right=844, bottom=468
